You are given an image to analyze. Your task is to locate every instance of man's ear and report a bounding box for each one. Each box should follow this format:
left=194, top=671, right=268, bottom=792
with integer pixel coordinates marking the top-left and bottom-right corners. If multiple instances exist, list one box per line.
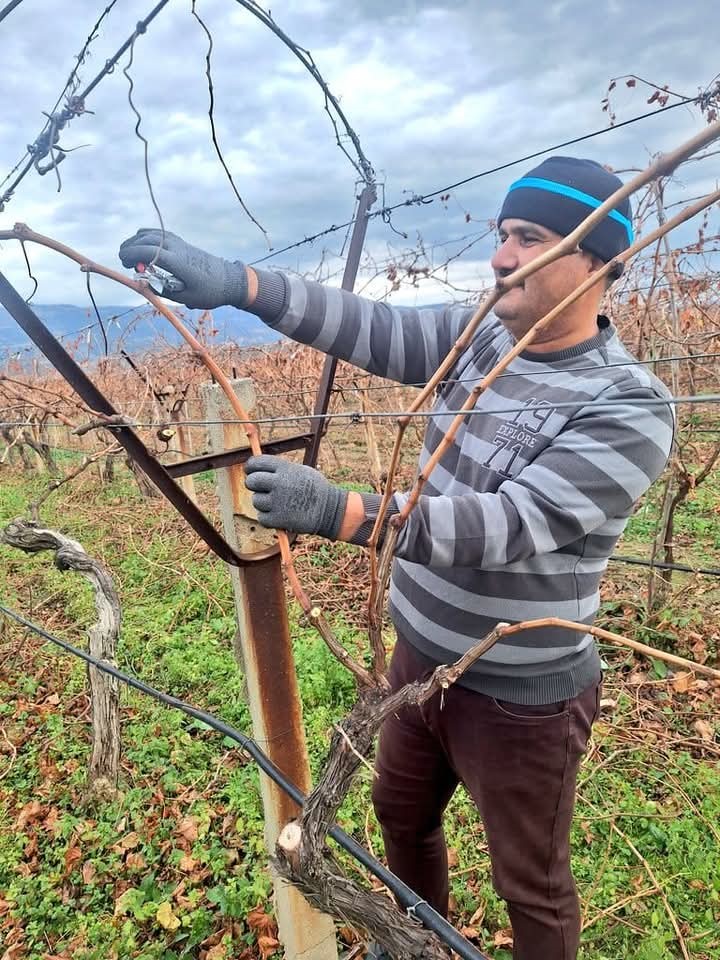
left=585, top=252, right=604, bottom=276
left=583, top=252, right=617, bottom=293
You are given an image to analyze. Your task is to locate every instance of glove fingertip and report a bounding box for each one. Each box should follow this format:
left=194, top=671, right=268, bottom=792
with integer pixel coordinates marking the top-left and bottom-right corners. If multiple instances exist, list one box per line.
left=251, top=492, right=273, bottom=512
left=244, top=473, right=262, bottom=491
left=246, top=454, right=280, bottom=473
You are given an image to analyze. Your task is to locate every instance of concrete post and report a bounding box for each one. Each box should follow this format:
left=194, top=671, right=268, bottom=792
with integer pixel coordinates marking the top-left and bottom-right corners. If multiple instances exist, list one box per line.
left=199, top=377, right=337, bottom=960
left=170, top=402, right=197, bottom=504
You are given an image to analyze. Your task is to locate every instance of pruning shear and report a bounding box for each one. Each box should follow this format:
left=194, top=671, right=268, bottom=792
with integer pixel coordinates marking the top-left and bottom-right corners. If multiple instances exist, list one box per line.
left=134, top=261, right=186, bottom=296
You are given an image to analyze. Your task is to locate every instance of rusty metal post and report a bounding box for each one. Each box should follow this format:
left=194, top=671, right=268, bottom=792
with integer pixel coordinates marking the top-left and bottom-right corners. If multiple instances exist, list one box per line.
left=305, top=183, right=376, bottom=467
left=199, top=377, right=337, bottom=960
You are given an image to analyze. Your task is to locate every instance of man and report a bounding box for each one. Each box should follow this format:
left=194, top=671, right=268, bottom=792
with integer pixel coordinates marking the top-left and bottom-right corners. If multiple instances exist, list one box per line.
left=119, top=156, right=674, bottom=960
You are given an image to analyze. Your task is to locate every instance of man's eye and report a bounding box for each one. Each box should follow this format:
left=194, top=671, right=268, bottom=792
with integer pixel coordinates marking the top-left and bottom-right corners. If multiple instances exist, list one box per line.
left=521, top=235, right=540, bottom=245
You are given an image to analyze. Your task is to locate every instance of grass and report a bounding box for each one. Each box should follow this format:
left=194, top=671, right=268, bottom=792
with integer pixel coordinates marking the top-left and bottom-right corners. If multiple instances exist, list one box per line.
left=0, top=461, right=719, bottom=959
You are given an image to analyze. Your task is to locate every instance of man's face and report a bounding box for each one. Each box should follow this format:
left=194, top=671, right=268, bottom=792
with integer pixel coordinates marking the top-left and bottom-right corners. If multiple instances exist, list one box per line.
left=491, top=218, right=595, bottom=342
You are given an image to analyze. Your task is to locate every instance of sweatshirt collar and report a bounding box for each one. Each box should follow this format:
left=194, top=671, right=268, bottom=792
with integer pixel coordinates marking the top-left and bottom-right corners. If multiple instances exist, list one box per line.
left=519, top=315, right=614, bottom=363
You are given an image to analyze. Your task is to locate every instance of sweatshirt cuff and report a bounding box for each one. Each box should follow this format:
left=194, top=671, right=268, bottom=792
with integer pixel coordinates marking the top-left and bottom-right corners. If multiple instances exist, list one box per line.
left=348, top=492, right=401, bottom=548
left=249, top=268, right=290, bottom=325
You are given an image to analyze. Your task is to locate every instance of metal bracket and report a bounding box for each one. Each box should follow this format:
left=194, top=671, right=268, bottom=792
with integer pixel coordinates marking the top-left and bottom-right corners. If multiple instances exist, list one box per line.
left=0, top=272, right=247, bottom=568
left=165, top=431, right=313, bottom=479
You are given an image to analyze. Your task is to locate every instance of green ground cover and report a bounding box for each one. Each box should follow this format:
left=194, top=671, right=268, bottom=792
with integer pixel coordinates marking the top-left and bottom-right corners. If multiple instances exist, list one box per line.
left=0, top=464, right=719, bottom=959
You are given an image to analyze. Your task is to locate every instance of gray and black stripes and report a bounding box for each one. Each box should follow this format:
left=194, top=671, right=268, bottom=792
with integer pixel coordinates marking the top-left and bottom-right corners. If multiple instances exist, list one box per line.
left=250, top=273, right=674, bottom=705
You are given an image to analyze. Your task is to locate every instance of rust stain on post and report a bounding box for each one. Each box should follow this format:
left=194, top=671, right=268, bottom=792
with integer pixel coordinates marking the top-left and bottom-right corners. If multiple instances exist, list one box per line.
left=242, top=557, right=311, bottom=818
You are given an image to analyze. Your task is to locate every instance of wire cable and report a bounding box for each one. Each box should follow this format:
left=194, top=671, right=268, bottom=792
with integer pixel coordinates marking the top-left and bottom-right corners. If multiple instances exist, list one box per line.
left=250, top=97, right=697, bottom=266
left=0, top=0, right=24, bottom=24
left=0, top=602, right=490, bottom=960
left=4, top=393, right=720, bottom=433
left=191, top=1, right=269, bottom=244
left=14, top=392, right=710, bottom=431
left=609, top=555, right=720, bottom=578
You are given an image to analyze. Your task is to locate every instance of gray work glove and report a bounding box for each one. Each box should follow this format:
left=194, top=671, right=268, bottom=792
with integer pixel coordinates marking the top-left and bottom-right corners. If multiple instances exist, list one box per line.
left=244, top=455, right=349, bottom=540
left=118, top=229, right=248, bottom=310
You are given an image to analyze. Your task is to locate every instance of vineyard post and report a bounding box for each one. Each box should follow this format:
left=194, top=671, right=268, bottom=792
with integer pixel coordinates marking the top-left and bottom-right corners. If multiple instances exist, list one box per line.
left=170, top=400, right=197, bottom=504
left=199, top=376, right=337, bottom=960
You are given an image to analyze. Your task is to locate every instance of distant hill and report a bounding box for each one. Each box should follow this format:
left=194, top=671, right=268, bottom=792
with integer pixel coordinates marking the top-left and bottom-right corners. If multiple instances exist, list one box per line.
left=0, top=302, right=284, bottom=357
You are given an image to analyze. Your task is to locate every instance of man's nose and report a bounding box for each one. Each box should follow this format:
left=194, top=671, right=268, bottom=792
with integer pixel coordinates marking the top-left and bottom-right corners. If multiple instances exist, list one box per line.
left=491, top=237, right=518, bottom=275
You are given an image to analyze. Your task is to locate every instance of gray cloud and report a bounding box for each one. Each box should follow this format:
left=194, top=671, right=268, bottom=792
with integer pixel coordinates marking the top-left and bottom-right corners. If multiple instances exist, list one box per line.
left=0, top=0, right=717, bottom=310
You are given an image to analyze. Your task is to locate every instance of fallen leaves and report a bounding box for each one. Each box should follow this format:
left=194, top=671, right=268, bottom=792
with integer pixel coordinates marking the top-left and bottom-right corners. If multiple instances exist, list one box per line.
left=15, top=800, right=45, bottom=829
left=125, top=851, right=146, bottom=872
left=493, top=928, right=514, bottom=948
left=247, top=906, right=280, bottom=960
left=176, top=815, right=200, bottom=845
left=692, top=718, right=715, bottom=742
left=671, top=672, right=695, bottom=694
left=63, top=842, right=81, bottom=878
left=113, top=831, right=140, bottom=853
left=178, top=853, right=198, bottom=873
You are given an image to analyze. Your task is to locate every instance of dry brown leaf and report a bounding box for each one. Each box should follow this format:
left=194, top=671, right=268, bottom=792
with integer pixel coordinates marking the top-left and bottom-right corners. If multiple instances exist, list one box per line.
left=580, top=820, right=595, bottom=845
left=16, top=800, right=44, bottom=829
left=468, top=902, right=486, bottom=926
left=247, top=904, right=280, bottom=957
left=247, top=906, right=278, bottom=937
left=63, top=844, right=81, bottom=877
left=493, top=929, right=514, bottom=947
left=693, top=718, right=714, bottom=741
left=338, top=926, right=357, bottom=945
left=179, top=853, right=197, bottom=873
left=460, top=926, right=479, bottom=939
left=41, top=807, right=60, bottom=834
left=205, top=945, right=227, bottom=960
left=257, top=934, right=280, bottom=960
left=176, top=816, right=199, bottom=844
left=1, top=945, right=26, bottom=960
left=23, top=834, right=38, bottom=859
left=447, top=847, right=459, bottom=868
left=689, top=635, right=709, bottom=663
left=114, top=831, right=140, bottom=852
left=201, top=928, right=228, bottom=949
left=672, top=672, right=694, bottom=694
left=81, top=861, right=96, bottom=884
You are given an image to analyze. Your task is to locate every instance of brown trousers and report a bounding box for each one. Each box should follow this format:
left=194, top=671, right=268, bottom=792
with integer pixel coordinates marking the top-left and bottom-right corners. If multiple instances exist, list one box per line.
left=372, top=636, right=600, bottom=960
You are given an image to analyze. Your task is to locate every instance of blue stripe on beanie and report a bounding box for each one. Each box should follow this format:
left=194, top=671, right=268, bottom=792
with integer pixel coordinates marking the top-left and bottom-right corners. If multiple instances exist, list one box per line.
left=507, top=177, right=634, bottom=243
left=498, top=157, right=633, bottom=263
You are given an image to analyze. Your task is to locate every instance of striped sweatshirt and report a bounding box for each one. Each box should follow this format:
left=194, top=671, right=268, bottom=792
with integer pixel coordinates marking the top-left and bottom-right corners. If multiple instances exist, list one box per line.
left=249, top=270, right=674, bottom=704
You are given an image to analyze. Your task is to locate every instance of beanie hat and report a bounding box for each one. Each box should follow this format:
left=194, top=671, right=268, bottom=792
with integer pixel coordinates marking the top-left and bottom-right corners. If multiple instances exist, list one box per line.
left=498, top=156, right=633, bottom=263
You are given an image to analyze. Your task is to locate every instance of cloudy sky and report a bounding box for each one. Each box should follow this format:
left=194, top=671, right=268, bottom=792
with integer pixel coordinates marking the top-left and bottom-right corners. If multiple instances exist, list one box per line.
left=0, top=0, right=718, bottom=315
